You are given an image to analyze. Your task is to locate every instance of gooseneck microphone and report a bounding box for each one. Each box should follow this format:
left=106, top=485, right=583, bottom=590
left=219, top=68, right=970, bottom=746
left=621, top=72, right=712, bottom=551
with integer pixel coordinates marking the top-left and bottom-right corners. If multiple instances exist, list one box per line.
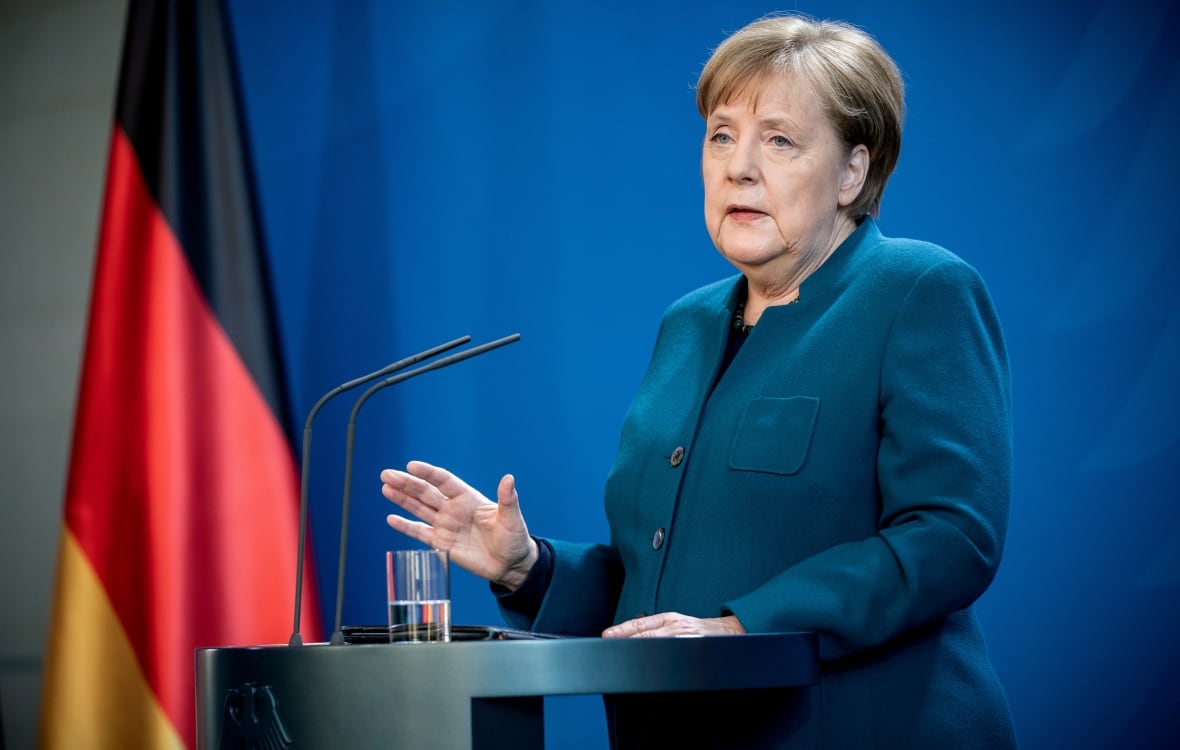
left=328, top=332, right=522, bottom=645
left=288, top=335, right=472, bottom=647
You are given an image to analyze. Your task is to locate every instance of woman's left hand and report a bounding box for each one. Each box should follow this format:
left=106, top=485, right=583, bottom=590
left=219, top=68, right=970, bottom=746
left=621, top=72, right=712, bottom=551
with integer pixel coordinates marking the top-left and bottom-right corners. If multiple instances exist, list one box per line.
left=601, top=613, right=745, bottom=638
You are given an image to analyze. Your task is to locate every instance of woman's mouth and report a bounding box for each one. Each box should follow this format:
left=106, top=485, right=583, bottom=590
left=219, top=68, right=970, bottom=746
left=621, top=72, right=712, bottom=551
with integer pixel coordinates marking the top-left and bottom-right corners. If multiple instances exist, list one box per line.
left=727, top=205, right=768, bottom=222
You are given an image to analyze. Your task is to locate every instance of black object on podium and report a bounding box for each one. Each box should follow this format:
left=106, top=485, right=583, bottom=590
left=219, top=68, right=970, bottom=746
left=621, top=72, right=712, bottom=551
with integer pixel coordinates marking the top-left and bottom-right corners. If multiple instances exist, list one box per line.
left=196, top=630, right=818, bottom=749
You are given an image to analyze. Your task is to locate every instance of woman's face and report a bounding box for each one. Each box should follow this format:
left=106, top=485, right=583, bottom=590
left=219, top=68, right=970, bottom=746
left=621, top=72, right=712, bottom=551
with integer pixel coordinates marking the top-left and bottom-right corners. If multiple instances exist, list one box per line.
left=702, top=73, right=864, bottom=283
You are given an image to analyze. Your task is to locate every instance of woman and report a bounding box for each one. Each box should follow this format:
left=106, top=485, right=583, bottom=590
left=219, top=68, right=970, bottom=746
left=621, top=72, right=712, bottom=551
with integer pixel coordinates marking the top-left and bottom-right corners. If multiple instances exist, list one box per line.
left=382, top=13, right=1017, bottom=749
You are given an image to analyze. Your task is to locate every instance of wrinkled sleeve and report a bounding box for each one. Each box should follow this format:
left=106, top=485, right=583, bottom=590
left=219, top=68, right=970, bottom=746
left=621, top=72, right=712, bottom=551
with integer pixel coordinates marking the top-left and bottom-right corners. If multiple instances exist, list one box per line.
left=492, top=537, right=555, bottom=623
left=496, top=538, right=624, bottom=636
left=723, top=259, right=1012, bottom=660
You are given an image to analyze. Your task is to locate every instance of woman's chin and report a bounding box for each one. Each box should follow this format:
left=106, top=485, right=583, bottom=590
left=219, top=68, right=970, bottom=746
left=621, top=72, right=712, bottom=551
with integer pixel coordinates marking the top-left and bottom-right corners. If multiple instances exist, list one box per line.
left=717, top=244, right=782, bottom=270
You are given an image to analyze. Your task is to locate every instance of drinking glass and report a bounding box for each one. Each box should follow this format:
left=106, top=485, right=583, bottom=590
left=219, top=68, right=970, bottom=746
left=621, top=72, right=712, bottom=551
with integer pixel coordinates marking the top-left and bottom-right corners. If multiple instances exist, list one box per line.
left=386, top=548, right=451, bottom=642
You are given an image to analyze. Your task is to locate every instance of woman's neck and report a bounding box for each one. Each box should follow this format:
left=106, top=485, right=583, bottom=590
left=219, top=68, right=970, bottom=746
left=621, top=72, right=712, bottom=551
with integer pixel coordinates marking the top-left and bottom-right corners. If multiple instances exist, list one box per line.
left=740, top=215, right=855, bottom=325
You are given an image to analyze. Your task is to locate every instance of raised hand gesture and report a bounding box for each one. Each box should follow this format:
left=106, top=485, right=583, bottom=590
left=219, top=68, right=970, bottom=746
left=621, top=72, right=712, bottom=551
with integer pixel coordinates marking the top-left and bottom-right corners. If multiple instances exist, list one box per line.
left=381, top=460, right=538, bottom=590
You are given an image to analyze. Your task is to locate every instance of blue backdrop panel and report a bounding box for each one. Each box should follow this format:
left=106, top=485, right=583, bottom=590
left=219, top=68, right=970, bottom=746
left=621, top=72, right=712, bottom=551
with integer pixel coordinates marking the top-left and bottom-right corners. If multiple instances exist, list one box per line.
left=226, top=1, right=1180, bottom=747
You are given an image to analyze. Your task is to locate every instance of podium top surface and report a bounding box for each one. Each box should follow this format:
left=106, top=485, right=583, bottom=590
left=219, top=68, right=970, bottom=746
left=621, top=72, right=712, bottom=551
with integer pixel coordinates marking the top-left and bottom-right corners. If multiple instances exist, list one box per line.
left=197, top=631, right=819, bottom=697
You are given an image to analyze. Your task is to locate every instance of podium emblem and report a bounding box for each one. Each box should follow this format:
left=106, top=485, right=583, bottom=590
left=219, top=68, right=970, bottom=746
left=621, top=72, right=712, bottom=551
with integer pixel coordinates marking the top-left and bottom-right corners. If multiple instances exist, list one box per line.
left=217, top=683, right=293, bottom=749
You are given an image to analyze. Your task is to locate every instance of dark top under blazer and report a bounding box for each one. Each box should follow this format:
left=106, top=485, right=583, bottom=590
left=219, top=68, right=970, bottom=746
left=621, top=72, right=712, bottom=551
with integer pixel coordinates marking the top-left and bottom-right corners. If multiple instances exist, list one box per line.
left=501, top=218, right=1017, bottom=749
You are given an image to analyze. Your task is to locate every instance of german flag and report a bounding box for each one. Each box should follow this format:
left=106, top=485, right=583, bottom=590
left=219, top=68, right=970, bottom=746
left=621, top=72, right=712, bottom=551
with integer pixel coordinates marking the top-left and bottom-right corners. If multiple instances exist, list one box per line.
left=39, top=1, right=321, bottom=747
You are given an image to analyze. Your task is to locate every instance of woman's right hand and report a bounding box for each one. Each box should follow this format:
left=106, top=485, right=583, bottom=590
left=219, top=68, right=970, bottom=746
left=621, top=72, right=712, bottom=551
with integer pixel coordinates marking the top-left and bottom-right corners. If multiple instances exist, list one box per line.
left=380, top=460, right=539, bottom=591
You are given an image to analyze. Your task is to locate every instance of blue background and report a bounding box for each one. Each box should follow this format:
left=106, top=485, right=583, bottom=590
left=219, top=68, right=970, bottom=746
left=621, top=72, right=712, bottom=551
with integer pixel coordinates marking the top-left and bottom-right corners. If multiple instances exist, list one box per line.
left=224, top=0, right=1180, bottom=747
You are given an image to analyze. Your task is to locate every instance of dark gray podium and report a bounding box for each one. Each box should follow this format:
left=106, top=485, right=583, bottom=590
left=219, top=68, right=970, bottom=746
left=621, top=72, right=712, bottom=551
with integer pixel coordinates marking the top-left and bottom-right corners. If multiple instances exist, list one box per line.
left=196, top=632, right=818, bottom=749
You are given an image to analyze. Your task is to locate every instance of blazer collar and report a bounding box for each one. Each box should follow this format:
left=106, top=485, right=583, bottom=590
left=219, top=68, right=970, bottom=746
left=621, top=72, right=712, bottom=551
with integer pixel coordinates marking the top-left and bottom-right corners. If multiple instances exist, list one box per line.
left=720, top=216, right=882, bottom=318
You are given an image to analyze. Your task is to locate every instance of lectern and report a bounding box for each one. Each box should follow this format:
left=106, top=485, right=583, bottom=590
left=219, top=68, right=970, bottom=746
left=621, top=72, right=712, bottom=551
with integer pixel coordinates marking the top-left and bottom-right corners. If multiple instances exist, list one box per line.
left=196, top=631, right=818, bottom=749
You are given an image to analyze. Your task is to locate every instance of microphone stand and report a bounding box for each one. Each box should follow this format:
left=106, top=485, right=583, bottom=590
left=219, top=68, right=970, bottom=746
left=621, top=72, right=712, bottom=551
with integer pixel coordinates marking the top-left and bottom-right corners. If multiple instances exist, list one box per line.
left=288, top=335, right=471, bottom=647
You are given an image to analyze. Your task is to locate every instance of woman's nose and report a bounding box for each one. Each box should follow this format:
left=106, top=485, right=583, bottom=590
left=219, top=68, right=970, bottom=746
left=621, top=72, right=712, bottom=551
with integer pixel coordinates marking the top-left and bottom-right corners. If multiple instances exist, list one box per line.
left=726, top=139, right=760, bottom=184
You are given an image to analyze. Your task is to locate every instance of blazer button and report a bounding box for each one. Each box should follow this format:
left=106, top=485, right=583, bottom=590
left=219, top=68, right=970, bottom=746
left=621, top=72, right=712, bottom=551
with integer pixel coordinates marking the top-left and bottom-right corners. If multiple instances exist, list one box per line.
left=669, top=446, right=685, bottom=467
left=652, top=527, right=666, bottom=550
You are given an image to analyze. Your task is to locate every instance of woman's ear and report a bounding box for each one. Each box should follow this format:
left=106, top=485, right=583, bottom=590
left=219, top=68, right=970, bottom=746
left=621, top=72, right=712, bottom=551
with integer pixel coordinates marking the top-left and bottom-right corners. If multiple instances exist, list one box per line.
left=838, top=144, right=870, bottom=207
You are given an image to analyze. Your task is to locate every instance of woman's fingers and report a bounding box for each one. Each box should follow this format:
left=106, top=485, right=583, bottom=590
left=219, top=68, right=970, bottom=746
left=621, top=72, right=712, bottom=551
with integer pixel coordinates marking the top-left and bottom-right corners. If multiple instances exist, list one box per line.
left=385, top=513, right=436, bottom=546
left=381, top=466, right=454, bottom=513
left=381, top=482, right=439, bottom=524
left=406, top=460, right=480, bottom=500
left=496, top=474, right=519, bottom=516
left=602, top=613, right=745, bottom=638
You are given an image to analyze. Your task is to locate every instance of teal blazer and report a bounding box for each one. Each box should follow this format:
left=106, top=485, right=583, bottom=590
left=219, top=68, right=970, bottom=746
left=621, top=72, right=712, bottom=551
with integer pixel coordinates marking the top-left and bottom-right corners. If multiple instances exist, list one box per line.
left=504, top=219, right=1017, bottom=748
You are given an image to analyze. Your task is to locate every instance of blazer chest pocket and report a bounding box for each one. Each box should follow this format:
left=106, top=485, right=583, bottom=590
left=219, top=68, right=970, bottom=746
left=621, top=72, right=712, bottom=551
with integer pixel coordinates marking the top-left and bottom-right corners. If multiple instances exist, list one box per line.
left=729, top=396, right=820, bottom=475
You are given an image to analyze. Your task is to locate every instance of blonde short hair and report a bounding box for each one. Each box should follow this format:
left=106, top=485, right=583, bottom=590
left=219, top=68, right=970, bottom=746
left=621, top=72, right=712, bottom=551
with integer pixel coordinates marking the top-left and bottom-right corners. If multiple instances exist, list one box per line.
left=696, top=14, right=904, bottom=218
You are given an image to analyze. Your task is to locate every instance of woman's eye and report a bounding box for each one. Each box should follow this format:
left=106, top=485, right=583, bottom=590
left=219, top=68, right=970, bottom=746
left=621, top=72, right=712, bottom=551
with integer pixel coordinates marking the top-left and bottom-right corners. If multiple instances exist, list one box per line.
left=770, top=135, right=791, bottom=147
left=711, top=132, right=733, bottom=145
